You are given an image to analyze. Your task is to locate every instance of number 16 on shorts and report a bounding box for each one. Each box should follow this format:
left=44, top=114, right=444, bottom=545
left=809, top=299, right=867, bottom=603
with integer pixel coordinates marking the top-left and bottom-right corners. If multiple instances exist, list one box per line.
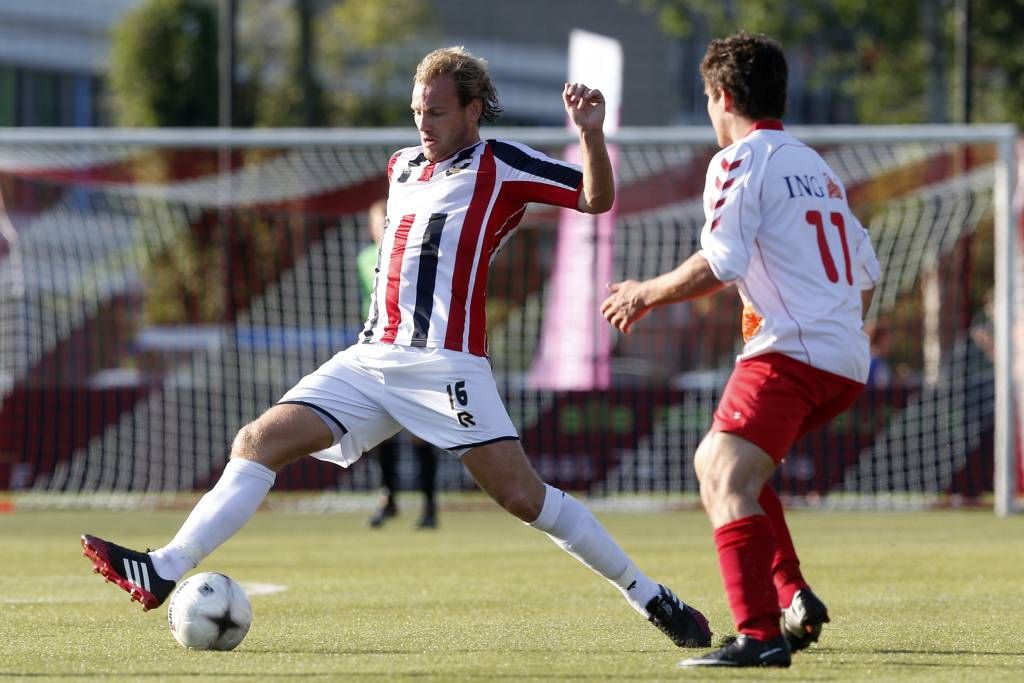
left=446, top=381, right=475, bottom=427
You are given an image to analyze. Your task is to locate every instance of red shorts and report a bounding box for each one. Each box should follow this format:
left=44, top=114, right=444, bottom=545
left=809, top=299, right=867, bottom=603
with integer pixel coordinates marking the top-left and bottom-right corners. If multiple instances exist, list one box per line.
left=711, top=352, right=865, bottom=463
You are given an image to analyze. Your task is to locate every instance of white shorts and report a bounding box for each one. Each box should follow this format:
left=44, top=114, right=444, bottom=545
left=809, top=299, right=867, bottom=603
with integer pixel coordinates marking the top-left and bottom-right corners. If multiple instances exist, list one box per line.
left=277, top=343, right=518, bottom=468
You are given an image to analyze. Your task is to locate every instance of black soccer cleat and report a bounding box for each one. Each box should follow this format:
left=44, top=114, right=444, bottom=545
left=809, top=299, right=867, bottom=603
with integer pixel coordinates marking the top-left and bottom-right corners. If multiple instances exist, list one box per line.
left=645, top=584, right=713, bottom=648
left=678, top=634, right=791, bottom=668
left=81, top=534, right=176, bottom=611
left=783, top=588, right=830, bottom=651
left=415, top=504, right=438, bottom=530
left=368, top=500, right=397, bottom=529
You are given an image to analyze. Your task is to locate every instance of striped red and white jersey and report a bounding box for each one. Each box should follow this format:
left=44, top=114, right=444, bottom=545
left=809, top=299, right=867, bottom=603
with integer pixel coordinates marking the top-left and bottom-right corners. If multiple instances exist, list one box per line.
left=361, top=139, right=582, bottom=356
left=698, top=120, right=881, bottom=382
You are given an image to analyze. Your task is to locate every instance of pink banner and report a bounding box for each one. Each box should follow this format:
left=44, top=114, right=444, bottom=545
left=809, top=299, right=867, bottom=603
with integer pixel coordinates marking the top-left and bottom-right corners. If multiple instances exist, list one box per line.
left=528, top=145, right=617, bottom=389
left=528, top=30, right=621, bottom=390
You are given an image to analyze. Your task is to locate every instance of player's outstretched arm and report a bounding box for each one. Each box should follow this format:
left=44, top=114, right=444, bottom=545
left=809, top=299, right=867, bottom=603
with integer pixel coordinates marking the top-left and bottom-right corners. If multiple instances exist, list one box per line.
left=564, top=82, right=614, bottom=214
left=601, top=252, right=726, bottom=333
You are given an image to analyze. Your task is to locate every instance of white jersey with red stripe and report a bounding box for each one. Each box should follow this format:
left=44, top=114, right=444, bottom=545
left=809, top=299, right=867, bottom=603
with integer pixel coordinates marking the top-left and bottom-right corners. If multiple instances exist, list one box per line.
left=698, top=121, right=881, bottom=382
left=361, top=139, right=582, bottom=356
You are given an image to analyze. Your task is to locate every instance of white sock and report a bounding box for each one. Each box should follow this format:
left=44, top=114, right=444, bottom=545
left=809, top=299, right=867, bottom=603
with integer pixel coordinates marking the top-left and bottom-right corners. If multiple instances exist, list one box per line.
left=529, top=484, right=660, bottom=615
left=149, top=458, right=276, bottom=582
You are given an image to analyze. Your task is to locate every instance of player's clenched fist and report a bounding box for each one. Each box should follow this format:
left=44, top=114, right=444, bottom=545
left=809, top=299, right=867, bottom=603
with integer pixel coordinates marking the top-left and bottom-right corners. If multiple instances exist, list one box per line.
left=563, top=82, right=605, bottom=132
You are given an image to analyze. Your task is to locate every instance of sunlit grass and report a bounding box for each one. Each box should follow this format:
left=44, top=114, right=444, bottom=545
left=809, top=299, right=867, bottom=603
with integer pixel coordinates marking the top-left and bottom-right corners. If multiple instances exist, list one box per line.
left=2, top=504, right=1022, bottom=681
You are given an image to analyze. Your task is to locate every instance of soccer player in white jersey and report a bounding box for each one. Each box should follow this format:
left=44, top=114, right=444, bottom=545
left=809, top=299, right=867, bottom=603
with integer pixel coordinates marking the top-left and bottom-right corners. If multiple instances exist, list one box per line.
left=80, top=47, right=712, bottom=650
left=602, top=33, right=880, bottom=668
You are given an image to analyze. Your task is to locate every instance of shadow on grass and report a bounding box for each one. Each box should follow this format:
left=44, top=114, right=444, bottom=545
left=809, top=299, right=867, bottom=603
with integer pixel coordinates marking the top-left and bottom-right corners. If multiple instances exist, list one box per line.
left=868, top=648, right=1024, bottom=659
left=236, top=645, right=678, bottom=656
left=0, top=673, right=672, bottom=680
left=0, top=676, right=332, bottom=680
left=0, top=675, right=435, bottom=680
left=805, top=647, right=1024, bottom=667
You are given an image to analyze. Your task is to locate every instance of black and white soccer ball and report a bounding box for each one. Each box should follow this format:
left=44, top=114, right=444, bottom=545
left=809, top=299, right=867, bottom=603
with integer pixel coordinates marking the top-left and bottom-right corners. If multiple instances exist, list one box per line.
left=167, top=572, right=252, bottom=650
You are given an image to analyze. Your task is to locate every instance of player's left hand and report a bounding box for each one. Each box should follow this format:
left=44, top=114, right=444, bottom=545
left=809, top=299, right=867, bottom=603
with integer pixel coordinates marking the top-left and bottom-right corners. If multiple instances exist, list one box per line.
left=601, top=280, right=651, bottom=334
left=563, top=82, right=605, bottom=133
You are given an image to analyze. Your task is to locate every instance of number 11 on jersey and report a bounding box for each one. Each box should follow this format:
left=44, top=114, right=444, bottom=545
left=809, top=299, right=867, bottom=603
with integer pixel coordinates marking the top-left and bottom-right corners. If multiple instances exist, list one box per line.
left=805, top=210, right=852, bottom=285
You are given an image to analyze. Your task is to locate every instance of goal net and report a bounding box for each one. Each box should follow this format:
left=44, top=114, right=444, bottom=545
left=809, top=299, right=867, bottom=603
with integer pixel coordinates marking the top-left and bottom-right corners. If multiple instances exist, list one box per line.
left=0, top=126, right=1019, bottom=514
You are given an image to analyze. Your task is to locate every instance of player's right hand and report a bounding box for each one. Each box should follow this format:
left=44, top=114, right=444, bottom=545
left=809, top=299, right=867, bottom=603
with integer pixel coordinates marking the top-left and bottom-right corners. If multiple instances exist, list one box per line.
left=563, top=82, right=605, bottom=133
left=601, top=280, right=651, bottom=334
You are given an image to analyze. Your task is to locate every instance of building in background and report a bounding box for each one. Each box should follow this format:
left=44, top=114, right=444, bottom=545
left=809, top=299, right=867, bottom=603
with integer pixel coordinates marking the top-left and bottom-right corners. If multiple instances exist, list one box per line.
left=0, top=0, right=681, bottom=128
left=0, top=0, right=855, bottom=128
left=430, top=0, right=677, bottom=125
left=0, top=0, right=138, bottom=126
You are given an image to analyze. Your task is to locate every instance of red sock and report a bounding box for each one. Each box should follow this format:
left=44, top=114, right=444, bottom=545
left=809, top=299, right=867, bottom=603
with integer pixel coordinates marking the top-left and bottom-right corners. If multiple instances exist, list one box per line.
left=713, top=514, right=781, bottom=641
left=759, top=484, right=809, bottom=608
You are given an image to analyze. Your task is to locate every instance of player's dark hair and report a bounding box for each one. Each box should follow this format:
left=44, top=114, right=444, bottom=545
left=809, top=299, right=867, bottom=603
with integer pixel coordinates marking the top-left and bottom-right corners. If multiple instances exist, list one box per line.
left=700, top=32, right=787, bottom=120
left=415, top=46, right=503, bottom=124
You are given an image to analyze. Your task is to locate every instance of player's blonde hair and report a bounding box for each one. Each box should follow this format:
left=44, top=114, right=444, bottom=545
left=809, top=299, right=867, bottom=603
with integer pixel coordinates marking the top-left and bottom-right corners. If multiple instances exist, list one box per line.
left=415, top=46, right=503, bottom=123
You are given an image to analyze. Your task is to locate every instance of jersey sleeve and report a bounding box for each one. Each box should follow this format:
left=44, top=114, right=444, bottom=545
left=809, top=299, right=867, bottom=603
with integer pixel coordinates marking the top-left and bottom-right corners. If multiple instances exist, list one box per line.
left=849, top=213, right=881, bottom=290
left=488, top=140, right=583, bottom=209
left=386, top=151, right=401, bottom=183
left=386, top=146, right=421, bottom=183
left=697, top=144, right=760, bottom=283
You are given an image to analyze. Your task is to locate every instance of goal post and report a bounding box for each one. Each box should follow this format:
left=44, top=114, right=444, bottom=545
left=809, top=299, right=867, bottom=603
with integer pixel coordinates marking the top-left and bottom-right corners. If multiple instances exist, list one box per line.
left=793, top=125, right=1018, bottom=517
left=608, top=124, right=1021, bottom=516
left=992, top=131, right=1020, bottom=516
left=0, top=124, right=1019, bottom=514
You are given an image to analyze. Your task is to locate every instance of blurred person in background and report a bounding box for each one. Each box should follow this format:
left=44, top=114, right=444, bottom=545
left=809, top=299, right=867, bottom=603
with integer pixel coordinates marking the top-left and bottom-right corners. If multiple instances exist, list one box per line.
left=864, top=316, right=893, bottom=388
left=359, top=199, right=439, bottom=529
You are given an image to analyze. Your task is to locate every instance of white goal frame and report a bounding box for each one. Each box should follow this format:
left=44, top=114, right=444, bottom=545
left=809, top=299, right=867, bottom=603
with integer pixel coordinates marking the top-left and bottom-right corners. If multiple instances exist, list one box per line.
left=0, top=124, right=1018, bottom=515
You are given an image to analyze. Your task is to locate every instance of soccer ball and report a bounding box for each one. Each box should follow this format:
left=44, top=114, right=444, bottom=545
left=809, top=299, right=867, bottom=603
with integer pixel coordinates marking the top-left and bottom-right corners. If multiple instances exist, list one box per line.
left=167, top=572, right=252, bottom=650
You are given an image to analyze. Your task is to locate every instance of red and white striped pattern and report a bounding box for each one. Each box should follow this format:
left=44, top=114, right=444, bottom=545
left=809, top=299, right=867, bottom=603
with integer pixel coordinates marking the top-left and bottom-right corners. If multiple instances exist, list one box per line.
left=362, top=139, right=582, bottom=356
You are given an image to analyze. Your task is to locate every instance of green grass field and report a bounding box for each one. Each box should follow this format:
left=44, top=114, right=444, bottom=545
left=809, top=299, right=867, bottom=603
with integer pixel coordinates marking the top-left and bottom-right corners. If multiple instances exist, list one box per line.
left=2, top=499, right=1023, bottom=681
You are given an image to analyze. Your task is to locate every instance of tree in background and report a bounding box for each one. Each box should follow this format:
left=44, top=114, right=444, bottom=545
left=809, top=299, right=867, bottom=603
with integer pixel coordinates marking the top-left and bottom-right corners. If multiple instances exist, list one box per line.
left=108, top=0, right=219, bottom=126
left=241, top=0, right=435, bottom=127
left=236, top=0, right=325, bottom=127
left=636, top=0, right=1024, bottom=127
left=109, top=0, right=434, bottom=128
left=106, top=0, right=436, bottom=324
left=320, top=0, right=437, bottom=126
left=969, top=0, right=1024, bottom=125
left=636, top=0, right=1014, bottom=386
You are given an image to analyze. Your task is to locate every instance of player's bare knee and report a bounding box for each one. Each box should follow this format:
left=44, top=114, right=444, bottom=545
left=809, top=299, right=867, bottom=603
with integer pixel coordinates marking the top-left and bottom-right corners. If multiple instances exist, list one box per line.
left=497, top=488, right=542, bottom=522
left=229, top=421, right=286, bottom=470
left=229, top=422, right=264, bottom=461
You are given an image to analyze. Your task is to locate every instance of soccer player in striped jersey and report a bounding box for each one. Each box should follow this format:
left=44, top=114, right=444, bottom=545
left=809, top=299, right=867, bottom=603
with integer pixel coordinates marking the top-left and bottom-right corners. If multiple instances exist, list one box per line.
left=81, top=46, right=712, bottom=650
left=602, top=33, right=881, bottom=668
